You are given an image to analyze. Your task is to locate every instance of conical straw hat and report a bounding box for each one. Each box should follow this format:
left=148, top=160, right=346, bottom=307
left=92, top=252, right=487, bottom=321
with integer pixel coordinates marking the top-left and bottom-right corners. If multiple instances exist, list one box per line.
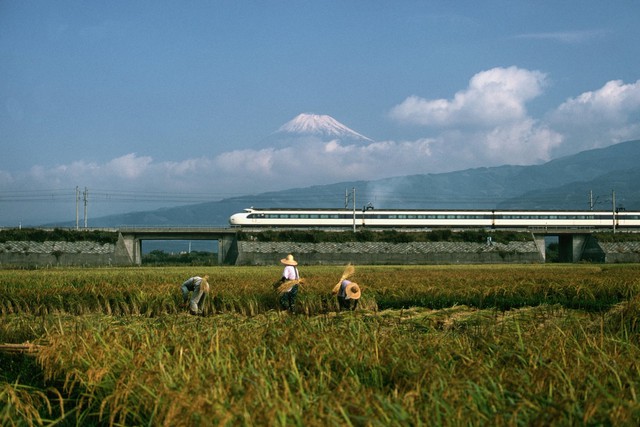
left=345, top=282, right=361, bottom=299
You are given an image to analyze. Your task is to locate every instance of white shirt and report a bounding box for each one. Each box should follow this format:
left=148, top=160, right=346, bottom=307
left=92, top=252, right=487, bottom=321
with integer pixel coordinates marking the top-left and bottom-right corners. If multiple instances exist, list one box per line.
left=282, top=265, right=299, bottom=291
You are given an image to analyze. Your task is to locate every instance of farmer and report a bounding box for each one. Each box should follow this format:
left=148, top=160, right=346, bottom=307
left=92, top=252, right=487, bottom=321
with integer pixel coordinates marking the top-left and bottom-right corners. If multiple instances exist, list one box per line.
left=332, top=279, right=361, bottom=311
left=180, top=275, right=210, bottom=315
left=275, top=254, right=301, bottom=312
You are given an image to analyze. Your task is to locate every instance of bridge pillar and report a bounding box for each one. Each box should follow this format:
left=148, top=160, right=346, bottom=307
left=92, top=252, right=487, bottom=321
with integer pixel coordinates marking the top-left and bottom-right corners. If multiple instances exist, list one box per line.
left=558, top=234, right=590, bottom=262
left=218, top=234, right=237, bottom=265
left=571, top=235, right=588, bottom=262
left=532, top=234, right=546, bottom=262
left=119, top=234, right=142, bottom=265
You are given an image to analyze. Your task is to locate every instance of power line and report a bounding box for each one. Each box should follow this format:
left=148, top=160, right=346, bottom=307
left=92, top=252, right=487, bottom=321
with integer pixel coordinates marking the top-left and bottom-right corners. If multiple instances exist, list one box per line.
left=0, top=187, right=629, bottom=209
left=0, top=188, right=239, bottom=204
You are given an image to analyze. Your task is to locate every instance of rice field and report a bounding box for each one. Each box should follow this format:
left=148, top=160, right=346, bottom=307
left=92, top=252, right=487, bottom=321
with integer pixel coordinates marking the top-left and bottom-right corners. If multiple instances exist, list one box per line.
left=2, top=264, right=640, bottom=426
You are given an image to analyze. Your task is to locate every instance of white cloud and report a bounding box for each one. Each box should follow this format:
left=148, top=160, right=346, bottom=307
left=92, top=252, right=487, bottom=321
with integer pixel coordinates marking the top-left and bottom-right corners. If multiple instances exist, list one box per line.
left=104, top=153, right=153, bottom=178
left=481, top=120, right=563, bottom=164
left=548, top=79, right=640, bottom=154
left=215, top=148, right=276, bottom=176
left=389, top=66, right=547, bottom=127
left=388, top=66, right=562, bottom=167
left=387, top=72, right=640, bottom=168
left=552, top=79, right=640, bottom=122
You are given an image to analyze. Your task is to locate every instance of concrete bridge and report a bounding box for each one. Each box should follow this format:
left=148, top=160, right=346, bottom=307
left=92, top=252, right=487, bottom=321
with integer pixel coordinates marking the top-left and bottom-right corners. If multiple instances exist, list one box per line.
left=530, top=228, right=604, bottom=262
left=118, top=227, right=238, bottom=265
left=116, top=226, right=613, bottom=265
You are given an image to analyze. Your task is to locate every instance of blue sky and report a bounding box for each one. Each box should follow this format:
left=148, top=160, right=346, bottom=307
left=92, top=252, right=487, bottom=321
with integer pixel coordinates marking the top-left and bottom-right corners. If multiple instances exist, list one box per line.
left=2, top=1, right=640, bottom=225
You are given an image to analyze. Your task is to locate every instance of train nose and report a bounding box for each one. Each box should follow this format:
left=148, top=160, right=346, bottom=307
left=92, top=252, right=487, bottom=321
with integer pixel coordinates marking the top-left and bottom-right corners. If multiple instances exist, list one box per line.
left=229, top=214, right=241, bottom=225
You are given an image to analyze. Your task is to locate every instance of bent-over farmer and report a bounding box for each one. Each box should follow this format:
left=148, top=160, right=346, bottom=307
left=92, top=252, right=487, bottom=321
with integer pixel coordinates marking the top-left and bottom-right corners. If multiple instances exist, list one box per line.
left=333, top=279, right=361, bottom=311
left=180, top=275, right=210, bottom=315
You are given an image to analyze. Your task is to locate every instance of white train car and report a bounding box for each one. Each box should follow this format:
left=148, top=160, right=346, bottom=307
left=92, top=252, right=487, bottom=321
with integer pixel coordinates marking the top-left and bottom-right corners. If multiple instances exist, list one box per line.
left=229, top=207, right=640, bottom=230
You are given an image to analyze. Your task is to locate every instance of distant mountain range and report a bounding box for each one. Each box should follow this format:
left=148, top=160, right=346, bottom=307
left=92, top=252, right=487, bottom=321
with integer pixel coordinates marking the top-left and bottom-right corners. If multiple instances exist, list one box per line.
left=61, top=138, right=640, bottom=228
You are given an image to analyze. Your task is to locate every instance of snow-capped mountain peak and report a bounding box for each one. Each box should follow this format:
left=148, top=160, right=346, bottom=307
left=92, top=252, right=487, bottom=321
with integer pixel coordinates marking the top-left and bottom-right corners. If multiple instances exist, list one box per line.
left=277, top=113, right=373, bottom=141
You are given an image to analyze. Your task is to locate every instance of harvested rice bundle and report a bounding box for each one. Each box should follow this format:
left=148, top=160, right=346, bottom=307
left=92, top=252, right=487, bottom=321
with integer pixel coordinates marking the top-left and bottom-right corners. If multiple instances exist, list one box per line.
left=332, top=263, right=356, bottom=294
left=276, top=277, right=307, bottom=294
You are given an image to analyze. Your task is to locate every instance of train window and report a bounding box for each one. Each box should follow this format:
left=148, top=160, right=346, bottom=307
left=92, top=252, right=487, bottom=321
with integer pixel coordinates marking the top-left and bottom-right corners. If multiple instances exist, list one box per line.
left=310, top=214, right=319, bottom=219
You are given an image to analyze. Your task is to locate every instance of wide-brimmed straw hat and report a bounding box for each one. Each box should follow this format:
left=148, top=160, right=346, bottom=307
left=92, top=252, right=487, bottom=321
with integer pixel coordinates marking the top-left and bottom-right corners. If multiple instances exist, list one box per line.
left=280, top=254, right=298, bottom=266
left=345, top=282, right=361, bottom=299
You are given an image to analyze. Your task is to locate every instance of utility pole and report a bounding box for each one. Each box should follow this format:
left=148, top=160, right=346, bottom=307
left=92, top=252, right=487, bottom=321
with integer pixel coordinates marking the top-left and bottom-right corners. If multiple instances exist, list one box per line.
left=344, top=188, right=357, bottom=231
left=612, top=189, right=616, bottom=233
left=83, top=187, right=88, bottom=229
left=352, top=187, right=356, bottom=233
left=76, top=186, right=80, bottom=230
left=589, top=190, right=593, bottom=211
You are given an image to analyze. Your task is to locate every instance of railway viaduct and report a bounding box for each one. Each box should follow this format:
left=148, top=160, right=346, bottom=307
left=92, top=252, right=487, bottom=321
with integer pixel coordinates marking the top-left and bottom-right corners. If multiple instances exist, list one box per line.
left=116, top=227, right=613, bottom=265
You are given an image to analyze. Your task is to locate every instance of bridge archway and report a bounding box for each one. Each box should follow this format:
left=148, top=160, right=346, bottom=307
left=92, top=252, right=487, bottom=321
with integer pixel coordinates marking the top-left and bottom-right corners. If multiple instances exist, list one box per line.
left=118, top=228, right=238, bottom=265
left=531, top=231, right=592, bottom=263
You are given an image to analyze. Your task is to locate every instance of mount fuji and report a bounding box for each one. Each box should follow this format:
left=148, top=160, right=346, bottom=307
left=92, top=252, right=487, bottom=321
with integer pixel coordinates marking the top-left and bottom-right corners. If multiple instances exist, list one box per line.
left=259, top=113, right=374, bottom=148
left=277, top=113, right=373, bottom=141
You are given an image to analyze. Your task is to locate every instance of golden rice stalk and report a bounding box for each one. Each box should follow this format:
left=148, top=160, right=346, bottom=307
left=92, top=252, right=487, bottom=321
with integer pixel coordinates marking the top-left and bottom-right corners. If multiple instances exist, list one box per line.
left=0, top=343, right=44, bottom=354
left=333, top=263, right=355, bottom=294
left=340, top=263, right=355, bottom=282
left=276, top=278, right=307, bottom=294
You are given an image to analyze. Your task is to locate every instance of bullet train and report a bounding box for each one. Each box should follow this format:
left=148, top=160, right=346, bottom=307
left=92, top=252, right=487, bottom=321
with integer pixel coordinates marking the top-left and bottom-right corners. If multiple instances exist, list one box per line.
left=229, top=207, right=640, bottom=230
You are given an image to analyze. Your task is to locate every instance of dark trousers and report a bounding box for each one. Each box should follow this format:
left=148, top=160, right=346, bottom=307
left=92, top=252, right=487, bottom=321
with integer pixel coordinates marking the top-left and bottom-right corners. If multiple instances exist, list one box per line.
left=337, top=296, right=358, bottom=311
left=280, top=284, right=299, bottom=312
